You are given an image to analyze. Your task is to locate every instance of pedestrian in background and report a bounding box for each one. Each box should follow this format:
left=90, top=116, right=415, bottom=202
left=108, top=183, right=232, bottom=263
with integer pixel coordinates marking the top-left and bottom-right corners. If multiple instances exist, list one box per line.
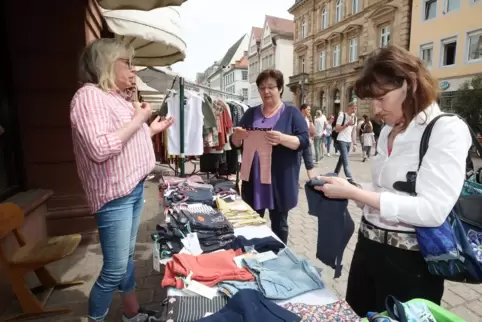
left=314, top=109, right=327, bottom=161
left=324, top=115, right=334, bottom=156
left=361, top=123, right=375, bottom=162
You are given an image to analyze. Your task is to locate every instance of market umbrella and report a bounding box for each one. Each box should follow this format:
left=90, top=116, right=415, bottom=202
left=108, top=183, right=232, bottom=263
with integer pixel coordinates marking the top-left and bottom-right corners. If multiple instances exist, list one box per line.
left=102, top=7, right=186, bottom=66
left=97, top=0, right=186, bottom=10
left=137, top=67, right=181, bottom=94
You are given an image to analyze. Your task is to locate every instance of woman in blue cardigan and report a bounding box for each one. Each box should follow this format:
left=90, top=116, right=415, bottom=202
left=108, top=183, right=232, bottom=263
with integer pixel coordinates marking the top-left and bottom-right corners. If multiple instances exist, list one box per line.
left=230, top=69, right=310, bottom=243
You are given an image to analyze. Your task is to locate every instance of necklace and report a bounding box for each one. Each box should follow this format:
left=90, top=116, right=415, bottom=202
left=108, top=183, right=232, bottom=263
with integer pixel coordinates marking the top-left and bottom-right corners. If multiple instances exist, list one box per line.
left=261, top=102, right=283, bottom=123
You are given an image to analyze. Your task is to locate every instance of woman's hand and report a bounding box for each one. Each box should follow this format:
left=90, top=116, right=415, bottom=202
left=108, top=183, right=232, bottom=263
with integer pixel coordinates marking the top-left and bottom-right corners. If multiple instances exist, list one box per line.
left=232, top=127, right=248, bottom=147
left=133, top=102, right=152, bottom=123
left=266, top=130, right=283, bottom=146
left=314, top=176, right=358, bottom=199
left=150, top=116, right=175, bottom=136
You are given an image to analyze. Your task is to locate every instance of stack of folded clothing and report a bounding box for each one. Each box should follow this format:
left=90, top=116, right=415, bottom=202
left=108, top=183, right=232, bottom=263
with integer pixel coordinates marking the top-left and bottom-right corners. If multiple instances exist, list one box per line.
left=164, top=180, right=215, bottom=206
left=153, top=205, right=237, bottom=255
left=162, top=249, right=254, bottom=288
left=216, top=198, right=266, bottom=228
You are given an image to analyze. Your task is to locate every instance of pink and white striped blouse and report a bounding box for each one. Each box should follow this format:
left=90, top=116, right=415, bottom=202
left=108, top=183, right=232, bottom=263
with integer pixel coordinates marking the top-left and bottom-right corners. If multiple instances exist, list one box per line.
left=70, top=84, right=155, bottom=213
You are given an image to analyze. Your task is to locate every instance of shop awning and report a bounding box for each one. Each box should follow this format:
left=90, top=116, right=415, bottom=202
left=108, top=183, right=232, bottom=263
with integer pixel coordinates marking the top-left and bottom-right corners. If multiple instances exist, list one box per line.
left=136, top=75, right=159, bottom=93
left=102, top=7, right=186, bottom=66
left=97, top=0, right=186, bottom=10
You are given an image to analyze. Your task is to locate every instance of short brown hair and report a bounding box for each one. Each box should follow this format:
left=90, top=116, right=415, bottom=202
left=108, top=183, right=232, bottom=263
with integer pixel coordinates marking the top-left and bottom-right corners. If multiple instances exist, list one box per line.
left=256, top=69, right=284, bottom=92
left=354, top=45, right=438, bottom=128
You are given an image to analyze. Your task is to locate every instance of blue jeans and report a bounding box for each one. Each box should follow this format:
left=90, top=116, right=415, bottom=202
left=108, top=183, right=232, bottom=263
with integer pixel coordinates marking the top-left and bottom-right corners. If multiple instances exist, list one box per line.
left=325, top=136, right=332, bottom=154
left=313, top=136, right=323, bottom=161
left=88, top=182, right=145, bottom=321
left=334, top=141, right=352, bottom=179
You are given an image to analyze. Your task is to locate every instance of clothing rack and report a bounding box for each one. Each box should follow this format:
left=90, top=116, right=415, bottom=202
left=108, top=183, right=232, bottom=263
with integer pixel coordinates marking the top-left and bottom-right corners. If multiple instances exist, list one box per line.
left=176, top=77, right=245, bottom=177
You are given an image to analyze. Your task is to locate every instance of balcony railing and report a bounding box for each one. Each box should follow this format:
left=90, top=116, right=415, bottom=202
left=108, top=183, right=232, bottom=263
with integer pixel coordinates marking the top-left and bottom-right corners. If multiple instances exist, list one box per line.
left=288, top=73, right=309, bottom=87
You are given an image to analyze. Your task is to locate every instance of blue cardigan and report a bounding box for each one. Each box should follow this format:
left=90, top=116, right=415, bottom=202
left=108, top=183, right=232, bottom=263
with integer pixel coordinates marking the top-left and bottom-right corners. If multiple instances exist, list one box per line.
left=232, top=104, right=310, bottom=212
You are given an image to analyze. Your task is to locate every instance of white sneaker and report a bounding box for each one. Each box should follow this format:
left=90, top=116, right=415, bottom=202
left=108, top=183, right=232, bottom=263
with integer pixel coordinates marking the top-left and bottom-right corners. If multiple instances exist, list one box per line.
left=326, top=153, right=331, bottom=157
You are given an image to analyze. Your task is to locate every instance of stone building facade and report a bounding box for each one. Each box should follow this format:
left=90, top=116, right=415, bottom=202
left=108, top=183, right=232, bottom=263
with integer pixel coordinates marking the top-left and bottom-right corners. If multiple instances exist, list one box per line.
left=287, top=0, right=412, bottom=117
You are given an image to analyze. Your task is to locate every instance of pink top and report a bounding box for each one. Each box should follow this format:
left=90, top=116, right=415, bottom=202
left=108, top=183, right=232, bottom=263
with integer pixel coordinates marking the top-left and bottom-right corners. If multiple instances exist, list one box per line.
left=70, top=84, right=155, bottom=213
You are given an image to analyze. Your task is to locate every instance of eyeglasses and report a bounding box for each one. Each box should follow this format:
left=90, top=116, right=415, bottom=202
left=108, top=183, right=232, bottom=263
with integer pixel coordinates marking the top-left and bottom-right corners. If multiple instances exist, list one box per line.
left=119, top=58, right=133, bottom=69
left=258, top=86, right=278, bottom=92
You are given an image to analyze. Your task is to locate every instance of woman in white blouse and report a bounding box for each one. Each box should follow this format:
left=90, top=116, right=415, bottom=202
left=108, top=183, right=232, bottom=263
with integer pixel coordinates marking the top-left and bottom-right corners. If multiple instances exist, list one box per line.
left=315, top=45, right=472, bottom=316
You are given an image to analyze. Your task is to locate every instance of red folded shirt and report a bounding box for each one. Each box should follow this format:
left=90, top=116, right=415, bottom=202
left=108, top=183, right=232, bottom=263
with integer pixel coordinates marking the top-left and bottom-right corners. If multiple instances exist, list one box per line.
left=161, top=249, right=254, bottom=288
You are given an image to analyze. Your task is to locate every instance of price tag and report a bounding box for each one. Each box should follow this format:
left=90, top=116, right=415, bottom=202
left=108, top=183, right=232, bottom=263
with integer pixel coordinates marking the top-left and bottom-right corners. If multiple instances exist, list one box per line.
left=184, top=272, right=218, bottom=299
left=153, top=242, right=161, bottom=272
left=181, top=233, right=203, bottom=256
left=256, top=251, right=277, bottom=263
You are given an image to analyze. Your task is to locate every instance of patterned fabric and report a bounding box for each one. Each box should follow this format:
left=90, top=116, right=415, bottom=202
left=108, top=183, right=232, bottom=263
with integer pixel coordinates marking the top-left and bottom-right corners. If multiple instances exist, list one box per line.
left=360, top=219, right=419, bottom=251
left=282, top=300, right=361, bottom=321
left=162, top=296, right=228, bottom=322
left=70, top=84, right=155, bottom=213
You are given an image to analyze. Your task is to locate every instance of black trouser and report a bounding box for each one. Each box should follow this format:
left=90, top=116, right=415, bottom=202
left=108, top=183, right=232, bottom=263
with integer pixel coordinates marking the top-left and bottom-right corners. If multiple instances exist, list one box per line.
left=346, top=233, right=444, bottom=317
left=256, top=209, right=289, bottom=244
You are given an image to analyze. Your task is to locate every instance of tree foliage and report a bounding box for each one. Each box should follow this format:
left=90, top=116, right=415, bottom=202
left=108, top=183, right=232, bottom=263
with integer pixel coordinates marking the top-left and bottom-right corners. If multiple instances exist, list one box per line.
left=452, top=75, right=482, bottom=134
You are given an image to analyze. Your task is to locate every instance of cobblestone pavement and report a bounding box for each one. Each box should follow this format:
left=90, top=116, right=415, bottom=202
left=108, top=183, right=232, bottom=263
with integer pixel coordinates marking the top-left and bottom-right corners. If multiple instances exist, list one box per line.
left=3, top=151, right=481, bottom=321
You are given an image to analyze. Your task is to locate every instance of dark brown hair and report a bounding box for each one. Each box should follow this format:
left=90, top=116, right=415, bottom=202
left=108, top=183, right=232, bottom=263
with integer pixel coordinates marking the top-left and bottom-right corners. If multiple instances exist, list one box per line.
left=354, top=45, right=438, bottom=128
left=256, top=69, right=284, bottom=94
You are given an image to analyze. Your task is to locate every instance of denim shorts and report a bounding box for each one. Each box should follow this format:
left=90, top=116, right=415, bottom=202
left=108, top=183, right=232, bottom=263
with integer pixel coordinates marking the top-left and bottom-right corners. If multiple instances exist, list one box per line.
left=219, top=248, right=324, bottom=300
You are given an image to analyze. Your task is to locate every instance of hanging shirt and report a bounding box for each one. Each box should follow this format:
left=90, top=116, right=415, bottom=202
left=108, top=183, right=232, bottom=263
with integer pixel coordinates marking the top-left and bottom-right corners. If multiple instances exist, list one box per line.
left=167, top=91, right=204, bottom=156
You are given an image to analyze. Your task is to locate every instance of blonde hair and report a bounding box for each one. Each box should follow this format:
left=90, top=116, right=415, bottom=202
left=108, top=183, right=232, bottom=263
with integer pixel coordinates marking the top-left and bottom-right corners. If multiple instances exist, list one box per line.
left=315, top=110, right=322, bottom=117
left=78, top=38, right=135, bottom=91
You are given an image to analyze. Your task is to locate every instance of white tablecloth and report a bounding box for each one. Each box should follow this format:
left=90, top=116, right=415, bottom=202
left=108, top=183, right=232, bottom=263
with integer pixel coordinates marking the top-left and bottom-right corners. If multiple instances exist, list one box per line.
left=166, top=225, right=338, bottom=306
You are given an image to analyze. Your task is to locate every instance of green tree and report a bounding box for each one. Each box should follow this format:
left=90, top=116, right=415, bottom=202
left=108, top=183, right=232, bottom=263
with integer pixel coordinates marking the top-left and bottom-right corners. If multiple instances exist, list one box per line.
left=452, top=75, right=482, bottom=134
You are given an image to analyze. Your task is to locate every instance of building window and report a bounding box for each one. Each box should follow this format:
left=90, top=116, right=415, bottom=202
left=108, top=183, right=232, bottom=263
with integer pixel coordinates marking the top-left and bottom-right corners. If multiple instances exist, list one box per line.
left=352, top=0, right=360, bottom=14
left=467, top=30, right=482, bottom=61
left=349, top=38, right=358, bottom=62
left=333, top=45, right=341, bottom=67
left=301, top=19, right=307, bottom=39
left=336, top=0, right=343, bottom=22
left=321, top=8, right=328, bottom=29
left=441, top=37, right=457, bottom=66
left=250, top=44, right=257, bottom=53
left=264, top=35, right=271, bottom=46
left=242, top=88, right=248, bottom=98
left=242, top=70, right=248, bottom=80
left=443, top=0, right=460, bottom=13
left=300, top=57, right=305, bottom=73
left=420, top=43, right=434, bottom=67
left=319, top=51, right=326, bottom=71
left=380, top=26, right=391, bottom=47
left=424, top=0, right=437, bottom=20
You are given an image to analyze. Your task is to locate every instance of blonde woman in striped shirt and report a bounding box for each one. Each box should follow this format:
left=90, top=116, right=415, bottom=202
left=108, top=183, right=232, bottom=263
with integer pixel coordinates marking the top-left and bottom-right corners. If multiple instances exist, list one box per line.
left=70, top=38, right=174, bottom=322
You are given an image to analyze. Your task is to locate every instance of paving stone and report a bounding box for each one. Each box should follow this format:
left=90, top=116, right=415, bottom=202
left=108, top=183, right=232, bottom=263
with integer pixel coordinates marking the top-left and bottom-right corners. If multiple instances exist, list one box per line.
left=442, top=289, right=466, bottom=307
left=450, top=305, right=481, bottom=322
left=447, top=281, right=481, bottom=301
left=467, top=300, right=482, bottom=317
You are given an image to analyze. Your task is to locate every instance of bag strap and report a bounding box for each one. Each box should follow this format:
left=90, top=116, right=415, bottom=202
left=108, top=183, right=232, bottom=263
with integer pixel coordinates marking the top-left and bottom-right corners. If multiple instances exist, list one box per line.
left=418, top=113, right=482, bottom=171
left=385, top=295, right=408, bottom=322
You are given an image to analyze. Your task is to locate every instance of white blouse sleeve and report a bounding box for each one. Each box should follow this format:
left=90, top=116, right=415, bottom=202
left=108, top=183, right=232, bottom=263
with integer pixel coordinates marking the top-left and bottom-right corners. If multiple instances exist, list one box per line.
left=379, top=116, right=472, bottom=227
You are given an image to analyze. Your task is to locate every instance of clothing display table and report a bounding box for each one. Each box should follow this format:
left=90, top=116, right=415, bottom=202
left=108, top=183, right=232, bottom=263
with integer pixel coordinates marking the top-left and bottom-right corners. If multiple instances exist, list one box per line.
left=166, top=225, right=338, bottom=306
left=154, top=177, right=356, bottom=321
